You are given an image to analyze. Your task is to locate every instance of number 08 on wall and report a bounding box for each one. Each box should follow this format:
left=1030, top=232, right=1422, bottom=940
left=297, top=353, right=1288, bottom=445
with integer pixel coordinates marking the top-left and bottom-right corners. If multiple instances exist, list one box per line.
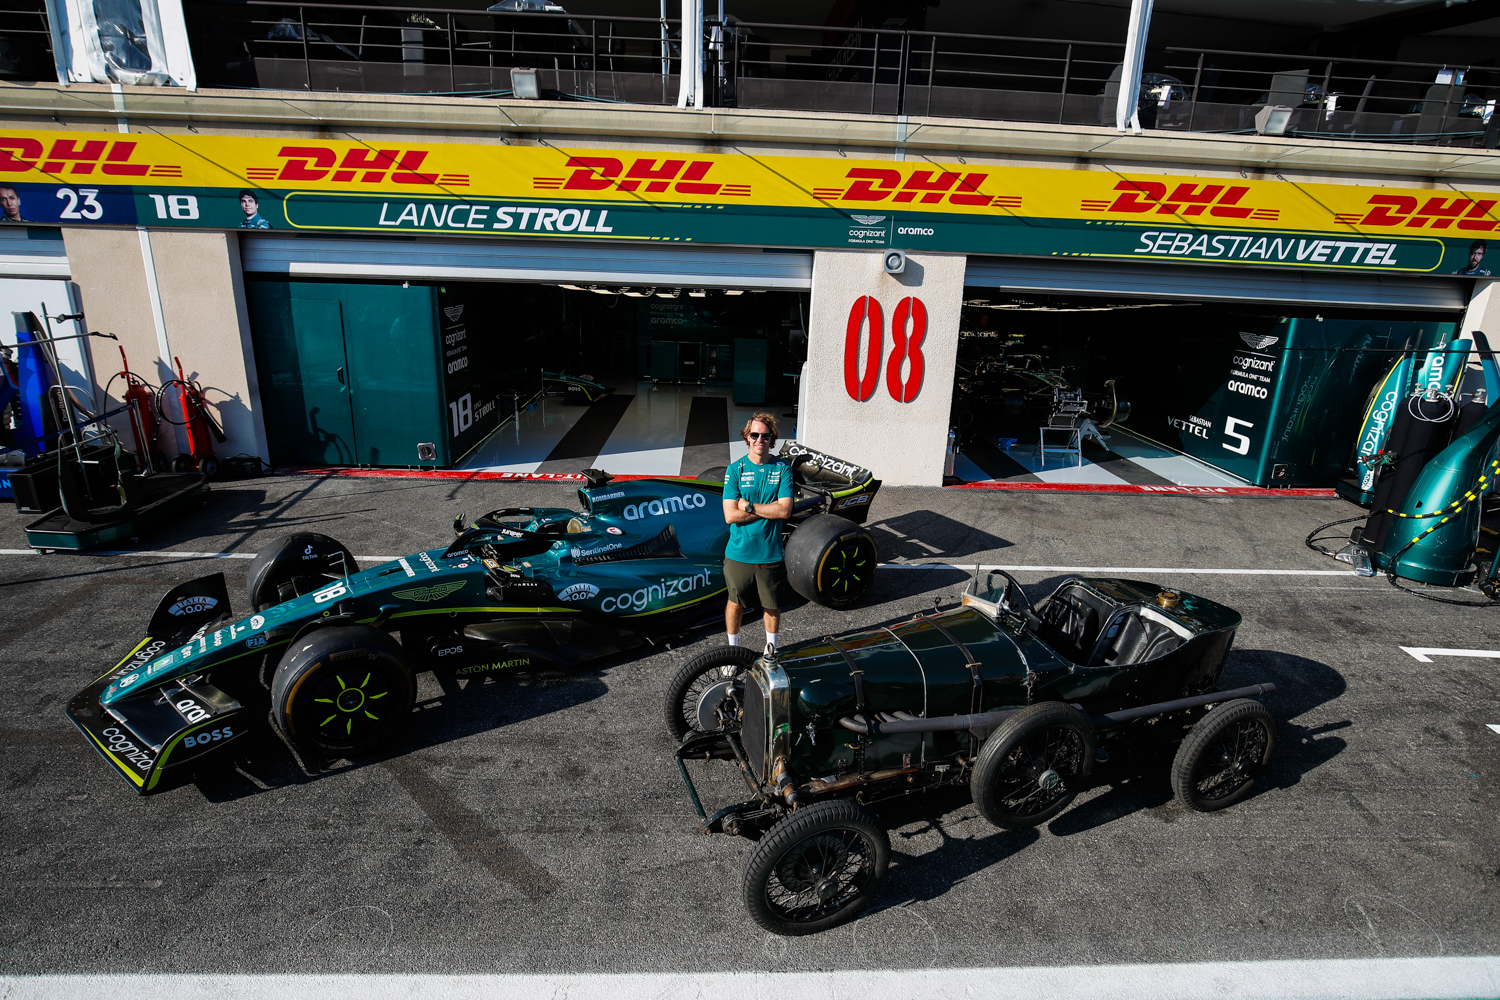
left=844, top=295, right=927, bottom=403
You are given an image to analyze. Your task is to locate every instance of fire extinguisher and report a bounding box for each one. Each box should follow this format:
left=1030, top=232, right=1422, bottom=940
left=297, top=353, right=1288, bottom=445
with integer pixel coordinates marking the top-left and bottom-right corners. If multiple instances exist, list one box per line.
left=159, top=357, right=226, bottom=477
left=104, top=347, right=165, bottom=473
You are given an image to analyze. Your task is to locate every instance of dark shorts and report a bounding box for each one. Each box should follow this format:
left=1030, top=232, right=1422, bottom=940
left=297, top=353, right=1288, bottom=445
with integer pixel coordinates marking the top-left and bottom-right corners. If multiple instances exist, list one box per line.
left=724, top=557, right=789, bottom=610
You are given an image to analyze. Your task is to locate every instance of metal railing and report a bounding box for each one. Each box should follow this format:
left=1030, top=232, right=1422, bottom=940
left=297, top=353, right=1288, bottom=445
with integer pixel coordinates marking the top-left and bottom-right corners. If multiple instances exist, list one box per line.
left=0, top=0, right=56, bottom=83
left=183, top=1, right=1499, bottom=148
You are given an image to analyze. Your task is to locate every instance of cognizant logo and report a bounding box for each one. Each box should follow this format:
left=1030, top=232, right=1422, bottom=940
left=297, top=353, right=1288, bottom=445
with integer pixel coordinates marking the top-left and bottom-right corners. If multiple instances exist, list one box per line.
left=624, top=494, right=708, bottom=520
left=600, top=570, right=712, bottom=612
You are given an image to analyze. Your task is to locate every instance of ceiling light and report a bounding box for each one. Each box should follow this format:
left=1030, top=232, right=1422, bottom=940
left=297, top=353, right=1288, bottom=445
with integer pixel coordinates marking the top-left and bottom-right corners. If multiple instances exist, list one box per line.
left=587, top=285, right=615, bottom=295
left=688, top=289, right=708, bottom=298
left=655, top=288, right=681, bottom=298
left=510, top=67, right=540, bottom=99
left=621, top=287, right=655, bottom=298
left=1254, top=105, right=1293, bottom=136
left=724, top=289, right=744, bottom=296
left=558, top=284, right=587, bottom=292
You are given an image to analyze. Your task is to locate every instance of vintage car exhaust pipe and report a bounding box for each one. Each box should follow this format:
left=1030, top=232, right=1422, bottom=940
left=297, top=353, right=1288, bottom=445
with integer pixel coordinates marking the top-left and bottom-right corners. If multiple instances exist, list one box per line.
left=837, top=684, right=1276, bottom=735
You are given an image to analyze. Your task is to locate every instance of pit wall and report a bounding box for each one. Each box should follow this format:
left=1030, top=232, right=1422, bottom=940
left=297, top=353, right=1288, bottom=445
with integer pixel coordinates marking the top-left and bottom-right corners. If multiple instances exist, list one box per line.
left=65, top=227, right=269, bottom=464
left=799, top=251, right=967, bottom=486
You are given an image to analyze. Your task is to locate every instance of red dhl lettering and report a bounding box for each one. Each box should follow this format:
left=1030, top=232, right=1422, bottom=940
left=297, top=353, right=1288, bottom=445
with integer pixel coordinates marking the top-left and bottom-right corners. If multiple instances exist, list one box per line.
left=275, top=146, right=436, bottom=184
left=1357, top=194, right=1496, bottom=231
left=561, top=157, right=725, bottom=195
left=0, top=137, right=152, bottom=176
left=835, top=167, right=992, bottom=206
left=1100, top=180, right=1256, bottom=218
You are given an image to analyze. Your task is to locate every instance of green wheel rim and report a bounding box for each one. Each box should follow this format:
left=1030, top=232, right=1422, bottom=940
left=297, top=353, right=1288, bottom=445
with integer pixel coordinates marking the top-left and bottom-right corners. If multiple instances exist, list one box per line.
left=309, top=668, right=392, bottom=741
left=819, top=537, right=873, bottom=602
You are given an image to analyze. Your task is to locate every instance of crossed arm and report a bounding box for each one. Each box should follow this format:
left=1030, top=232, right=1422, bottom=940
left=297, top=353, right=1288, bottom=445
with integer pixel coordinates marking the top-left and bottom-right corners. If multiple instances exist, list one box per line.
left=723, top=495, right=793, bottom=525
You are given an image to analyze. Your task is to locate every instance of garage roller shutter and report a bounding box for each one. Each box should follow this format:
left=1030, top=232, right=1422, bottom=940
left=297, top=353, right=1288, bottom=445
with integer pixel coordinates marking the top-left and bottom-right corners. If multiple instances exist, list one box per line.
left=0, top=228, right=68, bottom=279
left=240, top=235, right=812, bottom=289
left=964, top=256, right=1467, bottom=312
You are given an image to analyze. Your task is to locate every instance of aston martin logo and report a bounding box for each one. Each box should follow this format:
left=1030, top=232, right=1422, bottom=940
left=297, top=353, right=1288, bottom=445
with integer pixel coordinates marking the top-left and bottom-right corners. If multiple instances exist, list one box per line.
left=850, top=215, right=887, bottom=225
left=1240, top=333, right=1279, bottom=350
left=393, top=581, right=466, bottom=603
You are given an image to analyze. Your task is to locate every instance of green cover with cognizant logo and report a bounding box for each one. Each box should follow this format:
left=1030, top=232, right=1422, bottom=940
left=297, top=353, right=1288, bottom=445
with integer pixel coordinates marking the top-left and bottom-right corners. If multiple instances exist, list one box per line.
left=1130, top=318, right=1454, bottom=488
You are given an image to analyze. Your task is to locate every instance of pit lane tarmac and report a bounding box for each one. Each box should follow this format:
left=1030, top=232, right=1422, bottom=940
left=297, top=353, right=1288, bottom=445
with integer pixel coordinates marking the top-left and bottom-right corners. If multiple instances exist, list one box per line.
left=0, top=476, right=1495, bottom=989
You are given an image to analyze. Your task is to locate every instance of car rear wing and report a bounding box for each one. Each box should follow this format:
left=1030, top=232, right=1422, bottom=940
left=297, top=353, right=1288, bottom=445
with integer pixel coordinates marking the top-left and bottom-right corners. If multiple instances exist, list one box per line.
left=778, top=441, right=881, bottom=524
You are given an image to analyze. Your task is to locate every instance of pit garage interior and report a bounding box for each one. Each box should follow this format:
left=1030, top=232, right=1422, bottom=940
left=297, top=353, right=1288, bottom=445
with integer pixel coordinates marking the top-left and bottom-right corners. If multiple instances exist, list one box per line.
left=952, top=258, right=1469, bottom=489
left=241, top=235, right=812, bottom=476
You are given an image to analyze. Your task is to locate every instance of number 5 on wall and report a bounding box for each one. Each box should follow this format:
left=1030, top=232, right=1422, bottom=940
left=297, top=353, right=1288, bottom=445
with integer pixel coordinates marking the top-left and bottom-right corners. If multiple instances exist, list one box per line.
left=844, top=295, right=927, bottom=403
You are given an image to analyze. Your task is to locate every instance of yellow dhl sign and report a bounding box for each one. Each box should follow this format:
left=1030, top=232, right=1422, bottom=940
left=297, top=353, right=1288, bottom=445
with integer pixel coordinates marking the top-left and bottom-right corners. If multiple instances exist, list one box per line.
left=0, top=130, right=1492, bottom=272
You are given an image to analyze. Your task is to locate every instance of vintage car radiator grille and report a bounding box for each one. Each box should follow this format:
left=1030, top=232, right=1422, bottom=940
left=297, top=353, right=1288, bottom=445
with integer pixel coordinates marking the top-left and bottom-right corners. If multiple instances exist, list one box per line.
left=742, top=673, right=767, bottom=781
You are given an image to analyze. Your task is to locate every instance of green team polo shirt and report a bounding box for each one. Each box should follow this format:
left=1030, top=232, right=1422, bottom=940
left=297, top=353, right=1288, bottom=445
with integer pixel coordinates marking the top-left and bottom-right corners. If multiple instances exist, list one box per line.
left=722, top=455, right=794, bottom=564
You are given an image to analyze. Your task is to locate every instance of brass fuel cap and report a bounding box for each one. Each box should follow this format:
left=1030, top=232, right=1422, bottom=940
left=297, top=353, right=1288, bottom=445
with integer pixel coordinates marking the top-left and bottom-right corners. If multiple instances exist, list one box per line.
left=1156, top=589, right=1183, bottom=608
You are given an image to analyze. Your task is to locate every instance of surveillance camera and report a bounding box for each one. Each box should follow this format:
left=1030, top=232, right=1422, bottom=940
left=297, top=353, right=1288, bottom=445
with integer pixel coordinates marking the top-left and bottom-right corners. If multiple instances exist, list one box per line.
left=883, top=250, right=906, bottom=274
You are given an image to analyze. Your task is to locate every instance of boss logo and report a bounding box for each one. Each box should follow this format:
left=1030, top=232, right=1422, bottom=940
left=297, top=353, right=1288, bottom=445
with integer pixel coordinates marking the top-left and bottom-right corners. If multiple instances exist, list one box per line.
left=182, top=727, right=233, bottom=749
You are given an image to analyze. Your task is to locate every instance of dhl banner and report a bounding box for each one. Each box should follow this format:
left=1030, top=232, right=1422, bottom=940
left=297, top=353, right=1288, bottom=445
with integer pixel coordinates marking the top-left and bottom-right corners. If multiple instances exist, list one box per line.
left=0, top=130, right=1495, bottom=275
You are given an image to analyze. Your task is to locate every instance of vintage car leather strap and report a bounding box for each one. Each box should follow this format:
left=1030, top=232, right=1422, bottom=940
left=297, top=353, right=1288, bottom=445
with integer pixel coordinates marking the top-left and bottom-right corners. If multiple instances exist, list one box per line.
left=914, top=613, right=983, bottom=714
left=826, top=635, right=874, bottom=726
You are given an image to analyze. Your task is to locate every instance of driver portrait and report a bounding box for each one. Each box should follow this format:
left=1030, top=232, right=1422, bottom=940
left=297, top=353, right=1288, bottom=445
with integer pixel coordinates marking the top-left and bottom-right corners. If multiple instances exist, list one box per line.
left=0, top=185, right=28, bottom=223
left=238, top=190, right=272, bottom=230
left=1455, top=239, right=1490, bottom=276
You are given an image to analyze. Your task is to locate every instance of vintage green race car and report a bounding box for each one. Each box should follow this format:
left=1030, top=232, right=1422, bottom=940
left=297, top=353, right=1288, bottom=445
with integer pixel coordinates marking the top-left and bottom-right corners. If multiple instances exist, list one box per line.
left=67, top=442, right=881, bottom=794
left=670, top=570, right=1277, bottom=935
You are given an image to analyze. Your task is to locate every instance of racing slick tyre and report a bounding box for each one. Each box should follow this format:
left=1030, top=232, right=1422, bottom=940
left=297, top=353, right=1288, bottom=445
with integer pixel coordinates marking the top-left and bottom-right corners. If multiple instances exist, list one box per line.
left=246, top=532, right=360, bottom=611
left=972, top=701, right=1096, bottom=830
left=664, top=644, right=760, bottom=740
left=784, top=513, right=878, bottom=609
left=743, top=800, right=889, bottom=936
left=271, top=625, right=417, bottom=757
left=1171, top=698, right=1276, bottom=812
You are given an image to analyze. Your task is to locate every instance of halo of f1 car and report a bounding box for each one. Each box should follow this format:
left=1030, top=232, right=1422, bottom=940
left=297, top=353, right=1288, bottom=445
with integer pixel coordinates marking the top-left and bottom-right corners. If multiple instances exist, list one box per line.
left=67, top=442, right=881, bottom=794
left=672, top=571, right=1276, bottom=935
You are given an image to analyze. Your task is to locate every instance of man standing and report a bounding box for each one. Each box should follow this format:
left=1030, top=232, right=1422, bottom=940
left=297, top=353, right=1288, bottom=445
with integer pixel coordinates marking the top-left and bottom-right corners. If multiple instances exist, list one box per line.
left=722, top=412, right=794, bottom=654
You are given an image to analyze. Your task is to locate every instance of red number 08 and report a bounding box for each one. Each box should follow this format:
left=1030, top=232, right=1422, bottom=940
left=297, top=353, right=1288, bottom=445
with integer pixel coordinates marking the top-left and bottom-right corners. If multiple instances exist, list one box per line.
left=843, top=295, right=926, bottom=403
left=843, top=295, right=883, bottom=402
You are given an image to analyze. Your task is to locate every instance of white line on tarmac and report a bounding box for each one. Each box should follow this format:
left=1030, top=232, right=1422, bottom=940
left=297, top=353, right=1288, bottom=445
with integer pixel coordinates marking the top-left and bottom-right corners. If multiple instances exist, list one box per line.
left=3, top=957, right=1498, bottom=1000
left=0, top=550, right=1357, bottom=577
left=883, top=562, right=1355, bottom=576
left=1487, top=724, right=1500, bottom=735
left=1400, top=647, right=1500, bottom=663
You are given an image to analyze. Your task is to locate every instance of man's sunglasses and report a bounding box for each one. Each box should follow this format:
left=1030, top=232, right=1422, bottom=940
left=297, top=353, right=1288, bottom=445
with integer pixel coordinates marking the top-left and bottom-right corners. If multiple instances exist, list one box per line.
left=748, top=432, right=774, bottom=441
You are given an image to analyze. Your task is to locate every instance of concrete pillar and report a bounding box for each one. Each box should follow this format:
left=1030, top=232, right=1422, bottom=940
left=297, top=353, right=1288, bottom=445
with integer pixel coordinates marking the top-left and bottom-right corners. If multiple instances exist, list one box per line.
left=1461, top=279, right=1500, bottom=342
left=65, top=227, right=268, bottom=465
left=798, top=250, right=966, bottom=486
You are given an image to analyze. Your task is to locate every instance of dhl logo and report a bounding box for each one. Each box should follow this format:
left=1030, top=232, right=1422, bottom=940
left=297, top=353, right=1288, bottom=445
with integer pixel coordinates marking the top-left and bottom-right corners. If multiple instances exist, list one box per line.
left=811, top=168, right=1011, bottom=208
left=1081, top=180, right=1279, bottom=221
left=1335, top=195, right=1496, bottom=231
left=247, top=146, right=470, bottom=187
left=0, top=137, right=180, bottom=178
left=537, top=157, right=751, bottom=198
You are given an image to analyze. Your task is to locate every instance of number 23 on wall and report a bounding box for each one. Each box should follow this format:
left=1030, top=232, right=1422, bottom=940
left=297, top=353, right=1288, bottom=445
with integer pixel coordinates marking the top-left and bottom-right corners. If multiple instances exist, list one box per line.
left=844, top=295, right=927, bottom=403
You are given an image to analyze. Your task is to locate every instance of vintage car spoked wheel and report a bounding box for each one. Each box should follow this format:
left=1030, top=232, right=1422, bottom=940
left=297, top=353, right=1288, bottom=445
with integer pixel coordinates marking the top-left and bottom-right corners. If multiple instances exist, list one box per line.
left=972, top=702, right=1097, bottom=829
left=1171, top=699, right=1276, bottom=811
left=743, top=801, right=890, bottom=936
left=785, top=513, right=879, bottom=609
left=271, top=625, right=417, bottom=756
left=664, top=644, right=759, bottom=740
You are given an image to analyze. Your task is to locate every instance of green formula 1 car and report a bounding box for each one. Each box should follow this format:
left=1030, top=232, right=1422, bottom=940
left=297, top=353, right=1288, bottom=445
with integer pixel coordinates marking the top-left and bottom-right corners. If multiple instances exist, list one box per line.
left=67, top=443, right=881, bottom=794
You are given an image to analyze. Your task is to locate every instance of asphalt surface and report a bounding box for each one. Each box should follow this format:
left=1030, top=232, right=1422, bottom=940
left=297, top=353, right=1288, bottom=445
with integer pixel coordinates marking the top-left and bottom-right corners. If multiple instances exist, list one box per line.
left=0, top=474, right=1496, bottom=974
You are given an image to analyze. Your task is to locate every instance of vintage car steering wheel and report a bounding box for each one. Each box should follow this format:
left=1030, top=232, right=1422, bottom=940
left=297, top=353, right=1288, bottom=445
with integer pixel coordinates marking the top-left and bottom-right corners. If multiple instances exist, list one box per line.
left=982, top=569, right=1040, bottom=623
